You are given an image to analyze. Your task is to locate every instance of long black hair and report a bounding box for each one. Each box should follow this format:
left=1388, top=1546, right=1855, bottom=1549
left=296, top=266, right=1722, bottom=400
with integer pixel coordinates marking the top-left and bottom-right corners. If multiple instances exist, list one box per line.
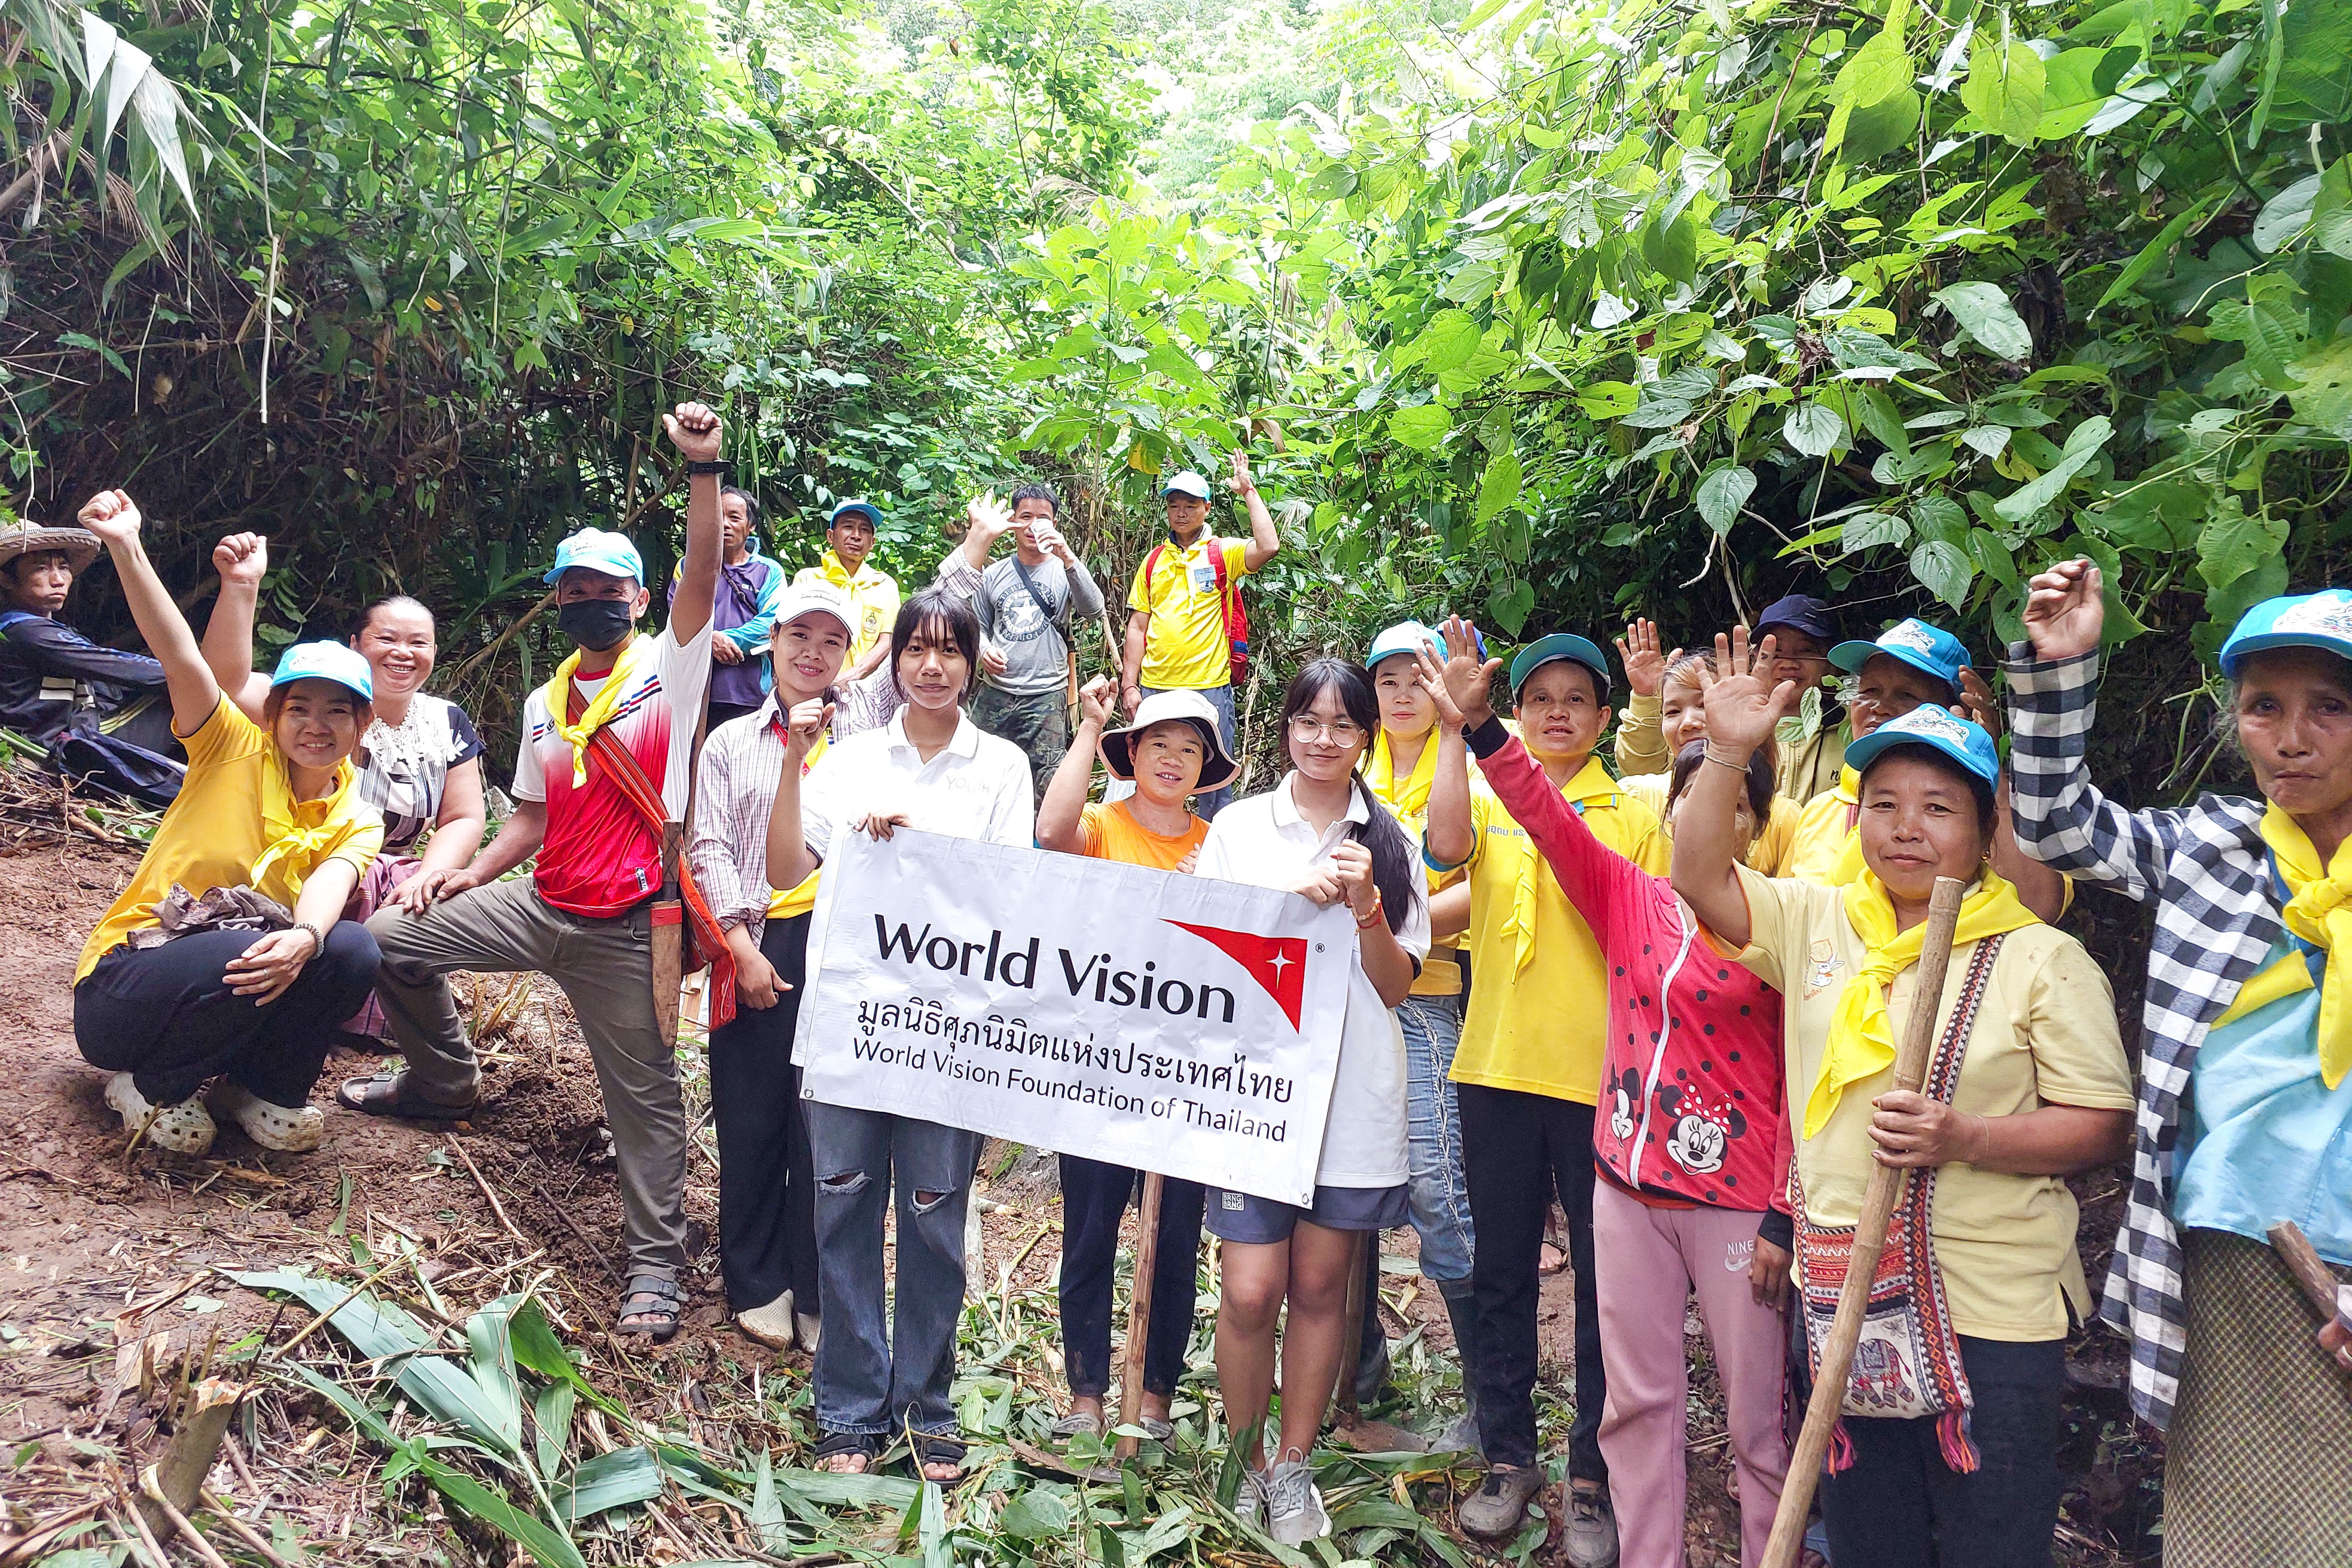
left=1281, top=657, right=1418, bottom=935
left=887, top=586, right=983, bottom=705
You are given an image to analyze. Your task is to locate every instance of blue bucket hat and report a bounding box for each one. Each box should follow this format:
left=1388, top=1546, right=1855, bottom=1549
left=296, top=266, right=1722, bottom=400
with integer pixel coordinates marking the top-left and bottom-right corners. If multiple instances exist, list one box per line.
left=827, top=498, right=882, bottom=529
left=2218, top=590, right=2352, bottom=677
left=542, top=527, right=645, bottom=587
left=1844, top=703, right=1999, bottom=786
left=1829, top=617, right=1969, bottom=693
left=1366, top=620, right=1439, bottom=670
left=270, top=640, right=374, bottom=703
left=1509, top=632, right=1612, bottom=700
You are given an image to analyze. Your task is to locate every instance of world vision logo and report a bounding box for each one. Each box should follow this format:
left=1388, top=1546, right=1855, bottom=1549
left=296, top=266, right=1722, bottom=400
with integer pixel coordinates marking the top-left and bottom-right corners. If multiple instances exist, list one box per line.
left=1166, top=922, right=1310, bottom=1032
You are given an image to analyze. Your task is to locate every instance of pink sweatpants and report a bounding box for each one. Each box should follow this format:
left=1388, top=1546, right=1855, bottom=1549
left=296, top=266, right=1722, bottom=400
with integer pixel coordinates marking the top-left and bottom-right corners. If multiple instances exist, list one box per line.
left=1594, top=1182, right=1790, bottom=1568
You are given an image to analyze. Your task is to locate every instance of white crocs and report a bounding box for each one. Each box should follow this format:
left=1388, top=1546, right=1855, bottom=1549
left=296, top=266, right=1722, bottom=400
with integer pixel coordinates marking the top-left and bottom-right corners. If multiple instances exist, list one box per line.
left=209, top=1082, right=325, bottom=1152
left=105, top=1073, right=216, bottom=1155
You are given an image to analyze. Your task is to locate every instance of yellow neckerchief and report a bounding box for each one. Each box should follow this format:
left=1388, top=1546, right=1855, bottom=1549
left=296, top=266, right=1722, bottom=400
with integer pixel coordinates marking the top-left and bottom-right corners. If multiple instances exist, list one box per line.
left=1500, top=754, right=1621, bottom=975
left=542, top=632, right=650, bottom=788
left=814, top=550, right=880, bottom=593
left=249, top=747, right=361, bottom=904
left=1366, top=722, right=1441, bottom=823
left=1808, top=867, right=2040, bottom=1138
left=2253, top=808, right=2352, bottom=1089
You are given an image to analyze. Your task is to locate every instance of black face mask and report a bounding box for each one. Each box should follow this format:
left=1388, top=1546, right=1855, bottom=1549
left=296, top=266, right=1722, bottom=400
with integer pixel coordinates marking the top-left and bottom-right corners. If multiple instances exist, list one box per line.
left=557, top=598, right=634, bottom=652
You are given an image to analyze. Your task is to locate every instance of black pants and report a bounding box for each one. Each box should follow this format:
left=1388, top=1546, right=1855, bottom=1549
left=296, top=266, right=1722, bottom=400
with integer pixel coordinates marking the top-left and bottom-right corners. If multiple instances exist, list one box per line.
left=707, top=914, right=820, bottom=1316
left=75, top=923, right=380, bottom=1106
left=1458, top=1083, right=1604, bottom=1479
left=1057, top=1154, right=1206, bottom=1399
left=1819, top=1335, right=2066, bottom=1567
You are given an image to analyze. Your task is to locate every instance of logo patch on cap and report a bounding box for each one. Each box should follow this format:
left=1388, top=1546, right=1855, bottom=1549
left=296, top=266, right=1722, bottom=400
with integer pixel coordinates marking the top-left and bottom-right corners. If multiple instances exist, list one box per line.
left=1896, top=704, right=1973, bottom=743
left=2272, top=594, right=2352, bottom=640
left=1880, top=619, right=1939, bottom=655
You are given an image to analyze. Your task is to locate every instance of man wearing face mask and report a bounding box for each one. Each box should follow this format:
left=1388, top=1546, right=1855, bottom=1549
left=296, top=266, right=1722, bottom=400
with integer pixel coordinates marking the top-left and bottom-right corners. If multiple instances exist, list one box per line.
left=346, top=403, right=726, bottom=1343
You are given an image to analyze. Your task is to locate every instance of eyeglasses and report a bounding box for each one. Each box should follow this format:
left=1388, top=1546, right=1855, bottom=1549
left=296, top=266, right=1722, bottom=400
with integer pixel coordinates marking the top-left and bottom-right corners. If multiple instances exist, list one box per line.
left=1288, top=715, right=1366, bottom=745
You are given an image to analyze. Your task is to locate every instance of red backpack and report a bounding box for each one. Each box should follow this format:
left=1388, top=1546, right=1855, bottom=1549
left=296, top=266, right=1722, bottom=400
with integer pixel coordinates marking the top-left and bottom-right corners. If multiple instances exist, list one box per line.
left=1141, top=537, right=1250, bottom=685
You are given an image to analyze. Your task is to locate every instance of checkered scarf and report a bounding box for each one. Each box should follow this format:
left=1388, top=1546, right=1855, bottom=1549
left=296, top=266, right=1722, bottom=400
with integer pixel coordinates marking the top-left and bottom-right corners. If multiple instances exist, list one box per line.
left=2004, top=648, right=2283, bottom=1429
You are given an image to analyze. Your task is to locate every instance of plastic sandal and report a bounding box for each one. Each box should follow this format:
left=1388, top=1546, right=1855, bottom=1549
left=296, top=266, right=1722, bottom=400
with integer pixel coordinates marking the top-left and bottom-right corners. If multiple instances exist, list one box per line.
left=616, top=1273, right=682, bottom=1342
left=105, top=1073, right=215, bottom=1155
left=812, top=1430, right=880, bottom=1474
left=1137, top=1415, right=1176, bottom=1443
left=210, top=1082, right=325, bottom=1152
left=335, top=1069, right=477, bottom=1121
left=916, top=1433, right=968, bottom=1485
left=1050, top=1411, right=1106, bottom=1441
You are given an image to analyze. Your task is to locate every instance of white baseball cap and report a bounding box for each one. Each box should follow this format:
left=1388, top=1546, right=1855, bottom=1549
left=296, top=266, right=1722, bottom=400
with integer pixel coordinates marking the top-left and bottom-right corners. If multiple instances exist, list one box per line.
left=770, top=579, right=855, bottom=637
left=1161, top=471, right=1213, bottom=501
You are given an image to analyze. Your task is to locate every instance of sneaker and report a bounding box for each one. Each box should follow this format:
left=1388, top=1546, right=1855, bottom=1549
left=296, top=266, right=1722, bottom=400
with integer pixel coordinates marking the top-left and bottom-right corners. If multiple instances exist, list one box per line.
left=1264, top=1456, right=1329, bottom=1545
left=1563, top=1481, right=1619, bottom=1568
left=1458, top=1463, right=1544, bottom=1541
left=1231, top=1466, right=1268, bottom=1530
left=795, top=1311, right=822, bottom=1355
left=734, top=1291, right=795, bottom=1350
left=106, top=1073, right=215, bottom=1155
left=208, top=1082, right=324, bottom=1152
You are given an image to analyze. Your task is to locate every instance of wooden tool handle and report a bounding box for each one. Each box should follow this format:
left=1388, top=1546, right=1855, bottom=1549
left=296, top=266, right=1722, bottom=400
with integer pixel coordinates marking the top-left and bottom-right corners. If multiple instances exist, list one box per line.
left=1114, top=1172, right=1166, bottom=1460
left=1762, top=875, right=1967, bottom=1568
left=2268, top=1220, right=2346, bottom=1322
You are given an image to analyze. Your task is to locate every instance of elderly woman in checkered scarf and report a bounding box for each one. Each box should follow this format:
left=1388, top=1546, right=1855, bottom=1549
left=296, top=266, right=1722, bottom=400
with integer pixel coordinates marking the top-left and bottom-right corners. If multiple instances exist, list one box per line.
left=2006, top=560, right=2352, bottom=1568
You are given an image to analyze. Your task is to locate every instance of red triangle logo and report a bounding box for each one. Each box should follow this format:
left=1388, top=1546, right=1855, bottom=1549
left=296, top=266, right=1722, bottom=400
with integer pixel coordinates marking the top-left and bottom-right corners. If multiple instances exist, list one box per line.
left=1166, top=921, right=1310, bottom=1032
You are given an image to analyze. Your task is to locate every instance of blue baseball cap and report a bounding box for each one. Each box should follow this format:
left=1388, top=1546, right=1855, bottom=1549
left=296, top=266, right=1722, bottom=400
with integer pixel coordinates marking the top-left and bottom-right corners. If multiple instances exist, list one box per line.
left=1162, top=471, right=1213, bottom=501
left=543, top=527, right=645, bottom=587
left=270, top=640, right=374, bottom=703
left=1755, top=594, right=1837, bottom=643
left=1366, top=620, right=1439, bottom=670
left=1509, top=632, right=1612, bottom=700
left=2218, top=590, right=2352, bottom=677
left=1844, top=703, right=1999, bottom=786
left=1829, top=617, right=1969, bottom=693
left=828, top=498, right=881, bottom=529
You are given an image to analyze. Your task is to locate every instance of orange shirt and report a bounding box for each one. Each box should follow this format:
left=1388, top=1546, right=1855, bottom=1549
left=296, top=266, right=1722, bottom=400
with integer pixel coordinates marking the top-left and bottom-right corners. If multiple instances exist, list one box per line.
left=1078, top=800, right=1208, bottom=870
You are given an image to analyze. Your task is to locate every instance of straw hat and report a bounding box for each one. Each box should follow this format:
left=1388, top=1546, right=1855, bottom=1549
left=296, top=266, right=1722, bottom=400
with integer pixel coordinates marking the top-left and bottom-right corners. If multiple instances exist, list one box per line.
left=0, top=519, right=101, bottom=573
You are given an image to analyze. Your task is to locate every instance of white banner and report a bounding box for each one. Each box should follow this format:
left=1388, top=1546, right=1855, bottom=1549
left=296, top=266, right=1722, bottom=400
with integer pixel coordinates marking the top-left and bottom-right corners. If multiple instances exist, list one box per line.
left=793, top=828, right=1353, bottom=1204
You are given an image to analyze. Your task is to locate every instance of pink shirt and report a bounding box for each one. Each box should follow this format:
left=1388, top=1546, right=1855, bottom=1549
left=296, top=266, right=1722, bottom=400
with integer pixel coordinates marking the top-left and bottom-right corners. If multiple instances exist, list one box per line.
left=1472, top=730, right=1790, bottom=1215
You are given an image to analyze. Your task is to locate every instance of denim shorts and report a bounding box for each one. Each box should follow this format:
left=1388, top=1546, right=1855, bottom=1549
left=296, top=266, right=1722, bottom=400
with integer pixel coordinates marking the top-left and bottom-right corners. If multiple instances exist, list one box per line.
left=1203, top=1182, right=1409, bottom=1243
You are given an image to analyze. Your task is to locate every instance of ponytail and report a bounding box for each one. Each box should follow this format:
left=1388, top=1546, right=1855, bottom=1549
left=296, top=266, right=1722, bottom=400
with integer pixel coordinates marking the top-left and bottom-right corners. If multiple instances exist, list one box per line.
left=1347, top=772, right=1419, bottom=935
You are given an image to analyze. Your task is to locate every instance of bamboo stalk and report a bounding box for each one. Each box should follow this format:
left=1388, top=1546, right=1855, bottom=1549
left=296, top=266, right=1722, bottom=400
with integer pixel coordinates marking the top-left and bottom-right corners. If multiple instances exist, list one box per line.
left=1762, top=875, right=1966, bottom=1568
left=1114, top=1173, right=1165, bottom=1460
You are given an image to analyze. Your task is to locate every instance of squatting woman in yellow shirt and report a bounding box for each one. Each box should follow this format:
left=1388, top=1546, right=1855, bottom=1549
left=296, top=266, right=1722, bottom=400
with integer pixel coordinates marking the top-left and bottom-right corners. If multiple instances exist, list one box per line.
left=1672, top=626, right=2133, bottom=1568
left=72, top=490, right=385, bottom=1158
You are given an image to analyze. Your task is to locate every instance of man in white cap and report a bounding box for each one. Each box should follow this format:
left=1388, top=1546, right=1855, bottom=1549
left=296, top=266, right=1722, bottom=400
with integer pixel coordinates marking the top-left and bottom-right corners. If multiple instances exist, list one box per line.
left=346, top=402, right=727, bottom=1344
left=1119, top=450, right=1279, bottom=818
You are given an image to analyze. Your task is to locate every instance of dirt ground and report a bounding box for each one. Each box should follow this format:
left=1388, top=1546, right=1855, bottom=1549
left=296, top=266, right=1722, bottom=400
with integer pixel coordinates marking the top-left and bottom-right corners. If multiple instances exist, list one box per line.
left=0, top=825, right=2155, bottom=1564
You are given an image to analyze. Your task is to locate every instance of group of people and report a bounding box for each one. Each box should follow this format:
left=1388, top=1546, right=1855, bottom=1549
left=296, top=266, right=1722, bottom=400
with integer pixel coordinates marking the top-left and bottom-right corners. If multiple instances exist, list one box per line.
left=38, top=401, right=2351, bottom=1568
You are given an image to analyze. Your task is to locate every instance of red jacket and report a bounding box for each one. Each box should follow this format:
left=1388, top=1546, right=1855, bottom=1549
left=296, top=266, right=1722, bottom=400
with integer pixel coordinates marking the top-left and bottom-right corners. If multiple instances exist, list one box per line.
left=1469, top=722, right=1792, bottom=1226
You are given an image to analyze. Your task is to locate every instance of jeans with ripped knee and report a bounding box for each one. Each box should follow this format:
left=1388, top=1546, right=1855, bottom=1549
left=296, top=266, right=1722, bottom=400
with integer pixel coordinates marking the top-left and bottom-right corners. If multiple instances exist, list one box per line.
left=804, top=1100, right=981, bottom=1439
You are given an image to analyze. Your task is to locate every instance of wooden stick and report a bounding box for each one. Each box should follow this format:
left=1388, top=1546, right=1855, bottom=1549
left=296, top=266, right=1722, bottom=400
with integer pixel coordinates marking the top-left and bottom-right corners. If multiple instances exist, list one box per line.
left=448, top=1136, right=530, bottom=1247
left=1762, top=875, right=1966, bottom=1568
left=2267, top=1221, right=2348, bottom=1322
left=1114, top=1173, right=1166, bottom=1460
left=199, top=1488, right=300, bottom=1568
left=141, top=1466, right=234, bottom=1568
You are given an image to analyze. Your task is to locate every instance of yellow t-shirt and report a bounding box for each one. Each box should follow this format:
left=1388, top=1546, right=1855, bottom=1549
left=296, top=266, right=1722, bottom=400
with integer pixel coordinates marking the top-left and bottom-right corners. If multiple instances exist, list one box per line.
left=77, top=696, right=386, bottom=982
left=1366, top=728, right=1466, bottom=997
left=767, top=730, right=829, bottom=922
left=1451, top=757, right=1668, bottom=1103
left=1078, top=800, right=1210, bottom=870
left=1618, top=772, right=1802, bottom=877
left=1729, top=863, right=2136, bottom=1340
left=795, top=553, right=900, bottom=663
left=1784, top=769, right=1863, bottom=886
left=1129, top=536, right=1250, bottom=690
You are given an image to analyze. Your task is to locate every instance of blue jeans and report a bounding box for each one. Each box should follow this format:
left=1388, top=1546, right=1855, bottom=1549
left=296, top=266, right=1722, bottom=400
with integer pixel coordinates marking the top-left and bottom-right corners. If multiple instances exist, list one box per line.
left=804, top=1101, right=980, bottom=1438
left=1112, top=682, right=1238, bottom=818
left=1397, top=992, right=1475, bottom=1284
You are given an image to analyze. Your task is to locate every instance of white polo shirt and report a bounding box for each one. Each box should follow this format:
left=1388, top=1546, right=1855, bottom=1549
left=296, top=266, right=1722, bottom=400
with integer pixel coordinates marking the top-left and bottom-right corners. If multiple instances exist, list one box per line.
left=1194, top=773, right=1430, bottom=1188
left=800, top=706, right=1036, bottom=862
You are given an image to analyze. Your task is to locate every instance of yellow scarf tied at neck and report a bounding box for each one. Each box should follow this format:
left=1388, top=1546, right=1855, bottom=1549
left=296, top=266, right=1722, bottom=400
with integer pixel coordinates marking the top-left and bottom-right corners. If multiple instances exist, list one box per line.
left=1807, top=867, right=2040, bottom=1139
left=1366, top=724, right=1441, bottom=822
left=249, top=749, right=361, bottom=905
left=1831, top=765, right=1869, bottom=886
left=2261, top=807, right=2352, bottom=1090
left=542, top=633, right=649, bottom=788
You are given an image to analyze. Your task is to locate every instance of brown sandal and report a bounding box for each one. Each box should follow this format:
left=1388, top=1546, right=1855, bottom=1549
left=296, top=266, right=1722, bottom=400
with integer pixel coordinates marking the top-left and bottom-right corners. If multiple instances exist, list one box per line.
left=616, top=1273, right=681, bottom=1341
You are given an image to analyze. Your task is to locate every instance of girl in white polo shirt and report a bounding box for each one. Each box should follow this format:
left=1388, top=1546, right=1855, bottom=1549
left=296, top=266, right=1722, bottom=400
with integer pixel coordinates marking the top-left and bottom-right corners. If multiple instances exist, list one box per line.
left=1192, top=657, right=1429, bottom=1544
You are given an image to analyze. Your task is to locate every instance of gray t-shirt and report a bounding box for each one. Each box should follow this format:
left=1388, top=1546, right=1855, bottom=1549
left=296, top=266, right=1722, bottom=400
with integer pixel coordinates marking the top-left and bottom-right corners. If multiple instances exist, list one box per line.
left=965, top=553, right=1105, bottom=697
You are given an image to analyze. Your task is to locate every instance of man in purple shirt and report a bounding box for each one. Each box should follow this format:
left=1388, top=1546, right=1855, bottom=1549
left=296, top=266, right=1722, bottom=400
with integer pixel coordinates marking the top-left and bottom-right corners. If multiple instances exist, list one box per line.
left=667, top=484, right=783, bottom=728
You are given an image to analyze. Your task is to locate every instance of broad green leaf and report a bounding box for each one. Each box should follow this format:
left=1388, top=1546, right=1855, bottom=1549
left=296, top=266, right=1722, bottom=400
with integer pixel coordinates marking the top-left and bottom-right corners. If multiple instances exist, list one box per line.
left=1842, top=512, right=1910, bottom=552
left=1640, top=212, right=1698, bottom=286
left=1416, top=310, right=1484, bottom=373
left=2289, top=334, right=2352, bottom=437
left=1993, top=415, right=2113, bottom=521
left=2197, top=502, right=2290, bottom=591
left=1961, top=425, right=2010, bottom=459
left=1831, top=26, right=1915, bottom=110
left=1695, top=464, right=1756, bottom=535
left=1575, top=382, right=1639, bottom=418
left=1960, top=33, right=2046, bottom=145
left=1389, top=405, right=1453, bottom=450
left=554, top=1448, right=664, bottom=1523
left=2251, top=172, right=2320, bottom=254
left=1842, top=89, right=1921, bottom=164
left=1912, top=493, right=1970, bottom=546
left=1910, top=539, right=1975, bottom=608
left=2272, top=0, right=2352, bottom=127
left=1782, top=402, right=1846, bottom=457
left=1475, top=446, right=1524, bottom=526
left=1000, top=1490, right=1073, bottom=1542
left=1935, top=282, right=2035, bottom=361
left=2313, top=158, right=2352, bottom=260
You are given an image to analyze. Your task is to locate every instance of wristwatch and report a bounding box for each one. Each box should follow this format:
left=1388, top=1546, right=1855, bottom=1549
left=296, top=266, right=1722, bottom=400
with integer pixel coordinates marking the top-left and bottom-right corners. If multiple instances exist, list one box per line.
left=687, top=459, right=730, bottom=476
